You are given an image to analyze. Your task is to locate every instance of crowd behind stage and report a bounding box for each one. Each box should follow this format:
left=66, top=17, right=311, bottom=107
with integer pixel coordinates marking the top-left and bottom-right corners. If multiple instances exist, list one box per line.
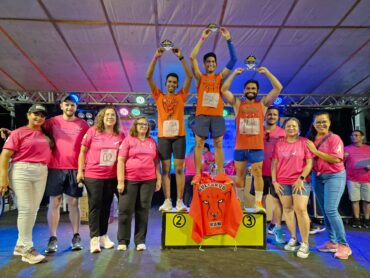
left=0, top=26, right=369, bottom=265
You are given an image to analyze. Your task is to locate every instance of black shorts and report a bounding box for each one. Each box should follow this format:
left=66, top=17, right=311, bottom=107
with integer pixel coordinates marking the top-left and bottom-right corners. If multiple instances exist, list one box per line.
left=194, top=115, right=225, bottom=138
left=158, top=136, right=186, bottom=161
left=249, top=175, right=278, bottom=198
left=45, top=169, right=83, bottom=198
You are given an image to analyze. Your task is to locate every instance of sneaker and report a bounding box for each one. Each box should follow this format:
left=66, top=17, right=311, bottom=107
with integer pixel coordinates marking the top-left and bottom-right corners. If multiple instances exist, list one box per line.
left=363, top=219, right=370, bottom=229
left=45, top=236, right=58, bottom=254
left=267, top=223, right=275, bottom=235
left=309, top=223, right=326, bottom=235
left=255, top=201, right=266, bottom=213
left=191, top=175, right=201, bottom=185
left=351, top=218, right=362, bottom=228
left=136, top=243, right=146, bottom=251
left=297, top=242, right=310, bottom=259
left=317, top=241, right=338, bottom=253
left=334, top=244, right=352, bottom=260
left=90, top=237, right=101, bottom=253
left=71, top=233, right=83, bottom=251
left=176, top=199, right=187, bottom=212
left=22, top=247, right=46, bottom=264
left=117, top=244, right=127, bottom=251
left=284, top=238, right=300, bottom=251
left=100, top=234, right=115, bottom=249
left=159, top=199, right=173, bottom=212
left=13, top=245, right=25, bottom=256
left=272, top=226, right=286, bottom=244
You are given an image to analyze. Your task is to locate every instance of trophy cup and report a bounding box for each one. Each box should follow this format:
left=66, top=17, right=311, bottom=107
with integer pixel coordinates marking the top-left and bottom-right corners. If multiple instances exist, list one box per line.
left=160, top=39, right=174, bottom=51
left=245, top=55, right=258, bottom=71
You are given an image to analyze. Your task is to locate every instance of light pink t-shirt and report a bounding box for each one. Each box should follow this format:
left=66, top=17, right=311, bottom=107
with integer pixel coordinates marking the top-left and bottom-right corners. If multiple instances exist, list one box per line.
left=81, top=126, right=125, bottom=179
left=44, top=115, right=89, bottom=170
left=262, top=126, right=286, bottom=176
left=344, top=144, right=370, bottom=182
left=184, top=152, right=196, bottom=176
left=118, top=136, right=158, bottom=181
left=4, top=126, right=52, bottom=165
left=202, top=152, right=215, bottom=172
left=273, top=137, right=313, bottom=184
left=313, top=134, right=344, bottom=174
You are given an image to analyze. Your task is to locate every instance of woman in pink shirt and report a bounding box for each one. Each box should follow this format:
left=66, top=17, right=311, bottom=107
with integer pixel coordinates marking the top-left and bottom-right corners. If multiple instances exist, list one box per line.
left=306, top=111, right=351, bottom=259
left=0, top=104, right=52, bottom=264
left=271, top=117, right=313, bottom=259
left=77, top=107, right=124, bottom=253
left=116, top=117, right=161, bottom=251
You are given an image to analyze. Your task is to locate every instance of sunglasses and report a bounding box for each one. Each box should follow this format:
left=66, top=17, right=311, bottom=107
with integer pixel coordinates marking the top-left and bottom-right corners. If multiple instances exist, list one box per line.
left=265, top=132, right=270, bottom=142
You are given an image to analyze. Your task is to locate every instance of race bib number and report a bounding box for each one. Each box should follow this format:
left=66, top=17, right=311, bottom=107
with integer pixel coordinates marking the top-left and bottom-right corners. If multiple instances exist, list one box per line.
left=163, top=120, right=179, bottom=137
left=239, top=118, right=260, bottom=135
left=202, top=92, right=219, bottom=108
left=99, top=149, right=117, bottom=166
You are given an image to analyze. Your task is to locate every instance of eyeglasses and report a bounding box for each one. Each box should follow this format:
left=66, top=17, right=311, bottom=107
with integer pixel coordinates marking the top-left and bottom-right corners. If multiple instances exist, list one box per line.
left=314, top=121, right=329, bottom=125
left=265, top=132, right=270, bottom=142
left=136, top=123, right=149, bottom=127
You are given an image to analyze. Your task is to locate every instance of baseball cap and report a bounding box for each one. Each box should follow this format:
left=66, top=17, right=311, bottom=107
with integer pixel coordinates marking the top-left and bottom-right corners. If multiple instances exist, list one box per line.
left=28, top=104, right=47, bottom=115
left=61, top=94, right=79, bottom=104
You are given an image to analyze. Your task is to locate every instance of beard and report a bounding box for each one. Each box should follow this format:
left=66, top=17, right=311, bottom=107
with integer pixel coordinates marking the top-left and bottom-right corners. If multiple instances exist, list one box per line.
left=245, top=93, right=257, bottom=100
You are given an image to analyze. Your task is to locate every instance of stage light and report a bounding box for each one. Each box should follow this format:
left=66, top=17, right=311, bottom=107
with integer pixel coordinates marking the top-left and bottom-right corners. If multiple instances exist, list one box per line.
left=77, top=111, right=85, bottom=118
left=274, top=97, right=283, bottom=105
left=131, top=108, right=141, bottom=116
left=223, top=109, right=229, bottom=117
left=68, top=93, right=80, bottom=103
left=135, top=96, right=145, bottom=104
left=119, top=107, right=129, bottom=116
left=85, top=112, right=93, bottom=119
left=86, top=119, right=94, bottom=126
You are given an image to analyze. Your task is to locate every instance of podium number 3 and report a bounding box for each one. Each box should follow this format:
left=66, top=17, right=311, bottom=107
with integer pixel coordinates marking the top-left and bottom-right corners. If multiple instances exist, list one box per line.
left=243, top=214, right=256, bottom=228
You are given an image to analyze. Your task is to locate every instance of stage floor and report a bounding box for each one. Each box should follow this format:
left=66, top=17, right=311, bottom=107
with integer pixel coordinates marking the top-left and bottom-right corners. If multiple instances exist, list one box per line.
left=0, top=207, right=369, bottom=278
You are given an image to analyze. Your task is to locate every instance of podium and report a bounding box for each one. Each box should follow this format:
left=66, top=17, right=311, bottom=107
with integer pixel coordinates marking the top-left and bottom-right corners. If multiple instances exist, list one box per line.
left=161, top=209, right=266, bottom=249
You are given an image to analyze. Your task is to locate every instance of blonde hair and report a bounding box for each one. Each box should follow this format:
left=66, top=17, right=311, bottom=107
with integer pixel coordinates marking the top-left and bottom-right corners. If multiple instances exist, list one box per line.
left=129, top=117, right=151, bottom=138
left=95, top=106, right=121, bottom=135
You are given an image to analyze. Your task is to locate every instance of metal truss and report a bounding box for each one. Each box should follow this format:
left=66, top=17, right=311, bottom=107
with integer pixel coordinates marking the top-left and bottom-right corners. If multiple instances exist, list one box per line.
left=0, top=90, right=369, bottom=112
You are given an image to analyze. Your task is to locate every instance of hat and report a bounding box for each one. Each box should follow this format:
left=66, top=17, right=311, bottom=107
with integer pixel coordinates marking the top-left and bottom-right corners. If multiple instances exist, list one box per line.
left=28, top=104, right=47, bottom=115
left=61, top=95, right=78, bottom=104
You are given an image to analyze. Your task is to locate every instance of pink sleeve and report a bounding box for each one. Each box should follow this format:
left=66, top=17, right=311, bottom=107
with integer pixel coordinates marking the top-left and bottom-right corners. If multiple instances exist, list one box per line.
left=3, top=131, right=20, bottom=151
left=328, top=135, right=344, bottom=160
left=272, top=143, right=278, bottom=159
left=118, top=137, right=129, bottom=158
left=303, top=139, right=313, bottom=159
left=43, top=118, right=52, bottom=132
left=81, top=128, right=93, bottom=148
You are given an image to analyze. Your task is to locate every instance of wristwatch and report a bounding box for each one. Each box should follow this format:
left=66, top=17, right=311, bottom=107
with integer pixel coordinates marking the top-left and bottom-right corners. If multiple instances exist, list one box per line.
left=299, top=176, right=305, bottom=181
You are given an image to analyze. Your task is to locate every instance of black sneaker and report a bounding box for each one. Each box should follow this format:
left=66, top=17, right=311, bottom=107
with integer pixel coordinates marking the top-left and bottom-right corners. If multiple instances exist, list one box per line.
left=45, top=236, right=58, bottom=254
left=363, top=219, right=370, bottom=229
left=71, top=233, right=83, bottom=251
left=267, top=223, right=275, bottom=235
left=309, top=223, right=326, bottom=235
left=351, top=218, right=362, bottom=228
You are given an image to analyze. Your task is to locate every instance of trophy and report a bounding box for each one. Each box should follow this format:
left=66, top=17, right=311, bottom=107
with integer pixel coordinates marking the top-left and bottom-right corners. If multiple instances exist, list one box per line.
left=245, top=55, right=258, bottom=71
left=207, top=23, right=219, bottom=32
left=160, top=39, right=174, bottom=51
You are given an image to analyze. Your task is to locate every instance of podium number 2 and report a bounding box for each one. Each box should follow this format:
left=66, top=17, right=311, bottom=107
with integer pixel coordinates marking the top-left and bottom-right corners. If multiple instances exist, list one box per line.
left=173, top=214, right=186, bottom=228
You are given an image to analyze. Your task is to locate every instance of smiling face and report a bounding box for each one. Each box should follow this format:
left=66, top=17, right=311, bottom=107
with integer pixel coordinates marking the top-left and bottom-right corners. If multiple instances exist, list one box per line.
left=136, top=118, right=149, bottom=135
left=313, top=114, right=331, bottom=135
left=266, top=109, right=279, bottom=126
left=60, top=100, right=77, bottom=119
left=166, top=76, right=178, bottom=93
left=27, top=112, right=46, bottom=128
left=284, top=119, right=300, bottom=138
left=203, top=56, right=217, bottom=74
left=103, top=108, right=117, bottom=128
left=244, top=82, right=258, bottom=101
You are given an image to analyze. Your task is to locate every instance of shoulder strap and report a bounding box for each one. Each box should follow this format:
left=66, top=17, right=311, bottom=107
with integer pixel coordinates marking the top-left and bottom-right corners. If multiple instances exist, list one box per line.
left=316, top=132, right=333, bottom=149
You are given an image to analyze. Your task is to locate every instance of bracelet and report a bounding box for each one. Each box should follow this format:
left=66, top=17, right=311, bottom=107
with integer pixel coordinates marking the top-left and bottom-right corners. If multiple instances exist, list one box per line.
left=179, top=56, right=184, bottom=61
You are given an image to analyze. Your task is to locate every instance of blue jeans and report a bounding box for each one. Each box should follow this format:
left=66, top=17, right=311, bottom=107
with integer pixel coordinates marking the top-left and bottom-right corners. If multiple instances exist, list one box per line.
left=312, top=170, right=348, bottom=245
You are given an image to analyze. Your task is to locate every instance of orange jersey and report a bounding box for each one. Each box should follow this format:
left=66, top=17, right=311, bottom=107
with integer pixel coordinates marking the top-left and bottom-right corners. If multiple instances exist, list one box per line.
left=235, top=101, right=264, bottom=150
left=195, top=74, right=223, bottom=116
left=189, top=173, right=243, bottom=244
left=152, top=86, right=187, bottom=138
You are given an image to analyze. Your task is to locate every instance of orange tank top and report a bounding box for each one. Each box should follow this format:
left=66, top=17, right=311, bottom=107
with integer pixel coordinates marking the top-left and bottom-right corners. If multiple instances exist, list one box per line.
left=195, top=74, right=223, bottom=116
left=235, top=101, right=264, bottom=150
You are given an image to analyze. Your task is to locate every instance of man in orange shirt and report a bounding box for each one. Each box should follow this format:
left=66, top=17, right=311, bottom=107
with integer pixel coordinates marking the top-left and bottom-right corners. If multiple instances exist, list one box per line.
left=146, top=47, right=192, bottom=212
left=190, top=27, right=237, bottom=184
left=221, top=67, right=282, bottom=212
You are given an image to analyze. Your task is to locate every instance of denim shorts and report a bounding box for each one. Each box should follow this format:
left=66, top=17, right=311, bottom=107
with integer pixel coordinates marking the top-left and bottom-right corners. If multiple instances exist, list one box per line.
left=234, top=149, right=264, bottom=163
left=280, top=182, right=311, bottom=196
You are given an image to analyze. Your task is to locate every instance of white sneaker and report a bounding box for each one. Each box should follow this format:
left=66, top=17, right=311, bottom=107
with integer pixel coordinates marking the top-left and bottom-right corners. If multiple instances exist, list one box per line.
left=90, top=237, right=101, bottom=253
left=136, top=244, right=146, bottom=251
left=21, top=248, right=46, bottom=264
left=176, top=199, right=187, bottom=212
left=100, top=234, right=115, bottom=249
left=159, top=199, right=173, bottom=212
left=284, top=238, right=300, bottom=251
left=117, top=244, right=127, bottom=251
left=297, top=242, right=310, bottom=259
left=13, top=245, right=25, bottom=256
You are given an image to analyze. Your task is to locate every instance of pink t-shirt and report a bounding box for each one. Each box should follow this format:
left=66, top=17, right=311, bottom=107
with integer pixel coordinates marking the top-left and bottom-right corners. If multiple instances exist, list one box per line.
left=44, top=115, right=89, bottom=170
left=262, top=126, right=286, bottom=176
left=4, top=126, right=52, bottom=165
left=273, top=137, right=313, bottom=184
left=344, top=144, right=370, bottom=182
left=202, top=152, right=215, bottom=173
left=313, top=134, right=344, bottom=174
left=81, top=126, right=125, bottom=179
left=184, top=152, right=196, bottom=176
left=118, top=136, right=158, bottom=181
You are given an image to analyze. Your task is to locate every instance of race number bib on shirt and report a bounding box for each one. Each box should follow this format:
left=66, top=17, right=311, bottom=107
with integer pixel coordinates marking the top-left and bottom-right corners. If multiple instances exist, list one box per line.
left=202, top=92, right=219, bottom=108
left=239, top=118, right=260, bottom=135
left=163, top=120, right=179, bottom=137
left=99, top=149, right=117, bottom=166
